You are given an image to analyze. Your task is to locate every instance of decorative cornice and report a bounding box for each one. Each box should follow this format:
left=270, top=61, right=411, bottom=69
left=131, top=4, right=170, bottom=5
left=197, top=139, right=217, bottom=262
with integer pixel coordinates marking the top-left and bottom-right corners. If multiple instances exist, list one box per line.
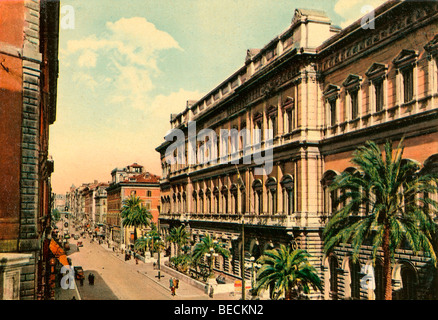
left=342, top=74, right=362, bottom=88
left=365, top=62, right=388, bottom=79
left=323, top=84, right=340, bottom=96
left=424, top=34, right=438, bottom=57
left=392, top=49, right=418, bottom=67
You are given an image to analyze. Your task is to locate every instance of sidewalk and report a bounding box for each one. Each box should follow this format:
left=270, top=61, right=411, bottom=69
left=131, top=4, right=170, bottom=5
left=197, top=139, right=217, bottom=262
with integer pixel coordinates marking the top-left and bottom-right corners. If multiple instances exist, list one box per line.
left=100, top=242, right=238, bottom=300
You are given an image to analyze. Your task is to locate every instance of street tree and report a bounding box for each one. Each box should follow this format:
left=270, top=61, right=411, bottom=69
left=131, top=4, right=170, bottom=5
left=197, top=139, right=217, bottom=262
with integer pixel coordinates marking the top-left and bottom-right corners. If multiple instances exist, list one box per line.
left=166, top=225, right=190, bottom=258
left=323, top=139, right=438, bottom=300
left=121, top=195, right=152, bottom=243
left=254, top=245, right=322, bottom=300
left=192, top=234, right=230, bottom=279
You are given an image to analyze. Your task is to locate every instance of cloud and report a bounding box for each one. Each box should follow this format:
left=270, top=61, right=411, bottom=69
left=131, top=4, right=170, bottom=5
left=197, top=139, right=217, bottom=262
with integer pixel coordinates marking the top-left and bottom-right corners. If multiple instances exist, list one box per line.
left=63, top=17, right=182, bottom=110
left=72, top=72, right=98, bottom=91
left=78, top=49, right=97, bottom=67
left=106, top=17, right=182, bottom=68
left=150, top=88, right=204, bottom=119
left=334, top=0, right=387, bottom=28
left=146, top=88, right=205, bottom=139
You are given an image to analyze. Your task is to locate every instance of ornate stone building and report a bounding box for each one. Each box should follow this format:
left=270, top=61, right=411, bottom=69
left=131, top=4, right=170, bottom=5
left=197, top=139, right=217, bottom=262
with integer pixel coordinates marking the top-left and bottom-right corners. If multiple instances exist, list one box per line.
left=156, top=1, right=438, bottom=299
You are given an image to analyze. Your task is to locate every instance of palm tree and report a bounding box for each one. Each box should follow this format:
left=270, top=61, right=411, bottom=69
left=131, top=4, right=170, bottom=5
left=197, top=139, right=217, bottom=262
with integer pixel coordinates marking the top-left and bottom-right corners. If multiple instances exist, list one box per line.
left=323, top=139, right=438, bottom=300
left=166, top=225, right=190, bottom=258
left=253, top=245, right=322, bottom=300
left=147, top=223, right=161, bottom=255
left=170, top=253, right=192, bottom=273
left=121, top=195, right=152, bottom=244
left=192, top=234, right=230, bottom=279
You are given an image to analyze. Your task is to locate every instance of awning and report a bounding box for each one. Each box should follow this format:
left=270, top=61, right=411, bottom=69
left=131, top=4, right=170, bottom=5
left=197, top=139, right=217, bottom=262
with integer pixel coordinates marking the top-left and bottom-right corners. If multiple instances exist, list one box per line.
left=49, top=239, right=69, bottom=266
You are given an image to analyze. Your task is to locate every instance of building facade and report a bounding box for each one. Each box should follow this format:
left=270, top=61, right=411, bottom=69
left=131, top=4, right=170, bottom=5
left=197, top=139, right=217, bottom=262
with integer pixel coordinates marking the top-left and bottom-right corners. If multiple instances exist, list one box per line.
left=156, top=1, right=438, bottom=299
left=0, top=0, right=60, bottom=300
left=94, top=182, right=109, bottom=227
left=52, top=194, right=66, bottom=212
left=106, top=164, right=161, bottom=250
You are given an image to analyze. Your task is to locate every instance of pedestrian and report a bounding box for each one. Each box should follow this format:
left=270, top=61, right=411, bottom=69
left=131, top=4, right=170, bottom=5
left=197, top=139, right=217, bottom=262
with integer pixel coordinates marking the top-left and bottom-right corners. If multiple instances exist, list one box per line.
left=209, top=285, right=214, bottom=298
left=169, top=277, right=175, bottom=296
left=88, top=273, right=95, bottom=285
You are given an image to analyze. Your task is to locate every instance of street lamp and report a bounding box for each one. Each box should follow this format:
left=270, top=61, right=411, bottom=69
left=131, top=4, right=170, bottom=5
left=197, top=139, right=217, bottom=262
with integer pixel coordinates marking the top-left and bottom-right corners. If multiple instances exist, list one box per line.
left=245, top=256, right=261, bottom=298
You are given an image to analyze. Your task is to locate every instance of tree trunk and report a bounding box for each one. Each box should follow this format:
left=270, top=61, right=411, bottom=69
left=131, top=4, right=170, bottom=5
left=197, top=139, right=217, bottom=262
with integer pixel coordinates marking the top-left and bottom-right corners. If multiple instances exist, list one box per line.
left=382, top=223, right=392, bottom=300
left=285, top=287, right=292, bottom=300
left=134, top=226, right=137, bottom=243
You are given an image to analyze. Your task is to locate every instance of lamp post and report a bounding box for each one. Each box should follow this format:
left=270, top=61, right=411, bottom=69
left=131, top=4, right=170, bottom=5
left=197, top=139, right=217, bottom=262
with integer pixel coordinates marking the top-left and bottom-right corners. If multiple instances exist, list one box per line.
left=241, top=217, right=245, bottom=300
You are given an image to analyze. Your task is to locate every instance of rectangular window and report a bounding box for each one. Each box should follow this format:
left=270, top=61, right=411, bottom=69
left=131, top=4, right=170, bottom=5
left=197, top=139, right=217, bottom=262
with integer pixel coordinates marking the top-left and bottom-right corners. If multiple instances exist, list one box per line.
left=287, top=109, right=294, bottom=132
left=374, top=79, right=384, bottom=112
left=329, top=99, right=337, bottom=127
left=402, top=67, right=414, bottom=103
left=350, top=90, right=359, bottom=120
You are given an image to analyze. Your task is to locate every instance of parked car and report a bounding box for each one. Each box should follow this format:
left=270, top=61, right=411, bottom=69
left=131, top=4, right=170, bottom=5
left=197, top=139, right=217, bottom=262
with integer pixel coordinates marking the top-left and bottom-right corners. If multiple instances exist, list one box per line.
left=74, top=266, right=84, bottom=280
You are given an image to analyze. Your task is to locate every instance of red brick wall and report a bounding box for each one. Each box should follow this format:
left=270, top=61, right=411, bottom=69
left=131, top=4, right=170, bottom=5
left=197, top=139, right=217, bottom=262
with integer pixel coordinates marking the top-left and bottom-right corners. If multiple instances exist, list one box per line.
left=0, top=0, right=25, bottom=241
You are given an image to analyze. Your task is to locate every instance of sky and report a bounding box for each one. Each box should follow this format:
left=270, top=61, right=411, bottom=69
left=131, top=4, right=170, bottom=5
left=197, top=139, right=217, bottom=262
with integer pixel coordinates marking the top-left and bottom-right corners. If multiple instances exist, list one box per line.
left=50, top=0, right=387, bottom=194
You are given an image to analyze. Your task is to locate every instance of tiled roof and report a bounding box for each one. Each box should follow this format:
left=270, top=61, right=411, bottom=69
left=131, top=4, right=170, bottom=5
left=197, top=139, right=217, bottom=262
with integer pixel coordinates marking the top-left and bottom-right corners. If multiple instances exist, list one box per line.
left=128, top=163, right=143, bottom=168
left=122, top=172, right=160, bottom=184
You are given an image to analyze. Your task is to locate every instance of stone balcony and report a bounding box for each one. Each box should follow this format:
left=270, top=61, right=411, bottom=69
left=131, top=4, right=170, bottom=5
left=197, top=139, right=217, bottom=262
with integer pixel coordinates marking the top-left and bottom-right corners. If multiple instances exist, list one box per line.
left=159, top=212, right=299, bottom=228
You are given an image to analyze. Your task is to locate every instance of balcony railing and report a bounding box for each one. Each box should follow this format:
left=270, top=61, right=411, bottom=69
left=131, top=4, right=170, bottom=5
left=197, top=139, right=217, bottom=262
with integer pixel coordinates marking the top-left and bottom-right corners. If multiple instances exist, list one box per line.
left=159, top=212, right=296, bottom=227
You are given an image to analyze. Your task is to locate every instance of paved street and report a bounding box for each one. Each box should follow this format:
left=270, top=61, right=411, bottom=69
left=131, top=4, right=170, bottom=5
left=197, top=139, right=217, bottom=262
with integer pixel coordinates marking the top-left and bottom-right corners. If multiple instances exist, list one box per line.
left=55, top=234, right=238, bottom=300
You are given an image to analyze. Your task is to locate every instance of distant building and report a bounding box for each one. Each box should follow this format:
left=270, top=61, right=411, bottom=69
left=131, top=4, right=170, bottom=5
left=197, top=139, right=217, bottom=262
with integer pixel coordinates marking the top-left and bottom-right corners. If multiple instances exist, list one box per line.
left=53, top=194, right=66, bottom=212
left=106, top=164, right=161, bottom=250
left=94, top=183, right=109, bottom=226
left=0, top=0, right=60, bottom=300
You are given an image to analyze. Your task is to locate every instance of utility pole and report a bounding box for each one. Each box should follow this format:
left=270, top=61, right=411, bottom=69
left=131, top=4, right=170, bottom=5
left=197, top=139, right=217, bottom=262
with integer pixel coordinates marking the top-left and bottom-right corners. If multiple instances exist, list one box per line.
left=157, top=218, right=162, bottom=280
left=235, top=164, right=246, bottom=300
left=241, top=217, right=245, bottom=300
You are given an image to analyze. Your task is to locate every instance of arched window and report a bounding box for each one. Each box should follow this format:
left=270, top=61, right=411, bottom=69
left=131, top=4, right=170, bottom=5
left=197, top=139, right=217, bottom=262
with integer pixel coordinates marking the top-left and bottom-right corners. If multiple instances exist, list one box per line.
left=213, top=187, right=220, bottom=214
left=206, top=189, right=212, bottom=214
left=199, top=189, right=204, bottom=213
left=266, top=177, right=277, bottom=214
left=172, top=193, right=177, bottom=213
left=240, top=186, right=246, bottom=215
left=329, top=255, right=339, bottom=300
left=252, top=179, right=263, bottom=214
left=322, top=170, right=339, bottom=216
left=221, top=186, right=228, bottom=214
left=230, top=184, right=238, bottom=214
left=177, top=193, right=181, bottom=213
left=349, top=258, right=361, bottom=300
left=281, top=175, right=294, bottom=215
left=399, top=263, right=418, bottom=300
left=182, top=192, right=187, bottom=213
left=192, top=191, right=198, bottom=214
